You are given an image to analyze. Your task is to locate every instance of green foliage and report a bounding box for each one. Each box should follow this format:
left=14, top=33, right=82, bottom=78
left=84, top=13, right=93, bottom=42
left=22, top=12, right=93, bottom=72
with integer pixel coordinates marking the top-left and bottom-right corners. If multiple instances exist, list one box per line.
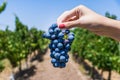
left=72, top=27, right=120, bottom=72
left=0, top=61, right=4, bottom=72
left=105, top=12, right=117, bottom=19
left=0, top=1, right=48, bottom=72
left=71, top=12, right=120, bottom=78
left=0, top=1, right=7, bottom=14
left=0, top=1, right=7, bottom=71
left=0, top=16, right=49, bottom=70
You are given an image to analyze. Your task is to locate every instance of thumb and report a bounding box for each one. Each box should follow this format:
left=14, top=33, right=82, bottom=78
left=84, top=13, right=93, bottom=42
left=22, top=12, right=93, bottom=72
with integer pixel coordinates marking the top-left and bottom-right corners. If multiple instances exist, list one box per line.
left=59, top=20, right=79, bottom=29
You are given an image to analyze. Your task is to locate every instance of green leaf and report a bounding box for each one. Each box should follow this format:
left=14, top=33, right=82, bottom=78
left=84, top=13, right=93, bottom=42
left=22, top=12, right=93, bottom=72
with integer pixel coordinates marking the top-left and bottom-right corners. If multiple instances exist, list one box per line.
left=0, top=1, right=7, bottom=14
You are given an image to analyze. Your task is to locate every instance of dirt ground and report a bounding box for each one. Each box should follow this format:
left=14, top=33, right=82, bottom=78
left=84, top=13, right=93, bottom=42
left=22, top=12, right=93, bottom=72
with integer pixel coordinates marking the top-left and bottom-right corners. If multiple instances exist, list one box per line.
left=29, top=49, right=90, bottom=80
left=0, top=49, right=120, bottom=80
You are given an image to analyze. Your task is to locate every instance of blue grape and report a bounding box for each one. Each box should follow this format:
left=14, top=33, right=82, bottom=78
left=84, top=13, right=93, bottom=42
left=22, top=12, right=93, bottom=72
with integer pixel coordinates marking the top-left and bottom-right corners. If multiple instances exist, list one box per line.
left=43, top=23, right=74, bottom=68
left=60, top=50, right=66, bottom=55
left=60, top=62, right=66, bottom=68
left=55, top=48, right=60, bottom=52
left=68, top=35, right=74, bottom=42
left=58, top=32, right=64, bottom=38
left=53, top=62, right=60, bottom=67
left=51, top=34, right=56, bottom=39
left=54, top=53, right=60, bottom=59
left=58, top=39, right=64, bottom=43
left=50, top=23, right=57, bottom=29
left=64, top=39, right=70, bottom=45
left=49, top=29, right=54, bottom=34
left=53, top=39, right=58, bottom=44
left=50, top=51, right=55, bottom=58
left=69, top=32, right=74, bottom=36
left=65, top=49, right=69, bottom=53
left=54, top=27, right=61, bottom=33
left=65, top=59, right=68, bottom=63
left=43, top=33, right=51, bottom=39
left=65, top=30, right=70, bottom=34
left=65, top=54, right=69, bottom=59
left=65, top=44, right=70, bottom=50
left=60, top=56, right=66, bottom=62
left=57, top=43, right=63, bottom=49
left=51, top=58, right=57, bottom=63
left=62, top=30, right=65, bottom=34
left=49, top=43, right=52, bottom=49
left=52, top=44, right=56, bottom=49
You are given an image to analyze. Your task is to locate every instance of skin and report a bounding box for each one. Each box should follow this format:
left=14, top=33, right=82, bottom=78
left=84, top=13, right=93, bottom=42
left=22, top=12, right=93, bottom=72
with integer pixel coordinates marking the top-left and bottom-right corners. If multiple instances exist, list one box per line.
left=57, top=5, right=120, bottom=41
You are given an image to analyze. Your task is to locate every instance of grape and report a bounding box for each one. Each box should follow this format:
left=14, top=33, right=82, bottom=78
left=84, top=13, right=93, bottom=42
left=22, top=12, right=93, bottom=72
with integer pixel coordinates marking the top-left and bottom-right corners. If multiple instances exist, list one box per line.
left=51, top=58, right=57, bottom=63
left=65, top=54, right=69, bottom=59
left=51, top=34, right=56, bottom=39
left=60, top=56, right=66, bottom=62
left=49, top=29, right=54, bottom=34
left=65, top=59, right=68, bottom=63
left=53, top=39, right=58, bottom=44
left=54, top=53, right=60, bottom=59
left=57, top=43, right=63, bottom=49
left=65, top=30, right=70, bottom=34
left=64, top=39, right=70, bottom=45
left=58, top=32, right=64, bottom=38
left=58, top=39, right=64, bottom=43
left=42, top=23, right=74, bottom=68
left=43, top=32, right=51, bottom=39
left=53, top=62, right=60, bottom=67
left=65, top=44, right=70, bottom=50
left=69, top=32, right=74, bottom=36
left=55, top=48, right=60, bottom=52
left=51, top=51, right=55, bottom=55
left=54, top=27, right=60, bottom=33
left=62, top=30, right=66, bottom=34
left=60, top=50, right=66, bottom=55
left=50, top=51, right=55, bottom=58
left=51, top=23, right=57, bottom=29
left=52, top=44, right=56, bottom=49
left=49, top=43, right=52, bottom=49
left=68, top=35, right=74, bottom=42
left=60, top=62, right=66, bottom=68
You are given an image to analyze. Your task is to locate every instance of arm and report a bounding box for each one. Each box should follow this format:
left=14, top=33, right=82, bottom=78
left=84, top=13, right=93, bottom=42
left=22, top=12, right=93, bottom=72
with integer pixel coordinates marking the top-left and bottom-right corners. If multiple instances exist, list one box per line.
left=100, top=17, right=120, bottom=41
left=57, top=5, right=120, bottom=41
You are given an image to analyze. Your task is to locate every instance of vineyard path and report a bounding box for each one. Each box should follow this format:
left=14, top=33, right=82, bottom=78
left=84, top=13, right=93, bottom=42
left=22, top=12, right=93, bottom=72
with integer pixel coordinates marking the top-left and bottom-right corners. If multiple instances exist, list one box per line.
left=29, top=49, right=90, bottom=80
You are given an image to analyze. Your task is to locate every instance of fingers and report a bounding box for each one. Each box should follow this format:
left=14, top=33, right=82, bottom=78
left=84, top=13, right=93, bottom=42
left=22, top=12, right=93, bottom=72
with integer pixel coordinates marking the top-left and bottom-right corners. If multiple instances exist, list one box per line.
left=68, top=16, right=79, bottom=21
left=59, top=19, right=80, bottom=29
left=57, top=5, right=88, bottom=29
left=57, top=11, right=69, bottom=24
left=57, top=6, right=79, bottom=24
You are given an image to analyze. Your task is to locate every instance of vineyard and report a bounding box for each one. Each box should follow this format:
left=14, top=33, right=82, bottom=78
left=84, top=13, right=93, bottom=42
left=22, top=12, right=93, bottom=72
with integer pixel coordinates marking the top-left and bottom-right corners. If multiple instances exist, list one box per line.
left=71, top=13, right=120, bottom=80
left=0, top=0, right=48, bottom=75
left=0, top=1, right=120, bottom=80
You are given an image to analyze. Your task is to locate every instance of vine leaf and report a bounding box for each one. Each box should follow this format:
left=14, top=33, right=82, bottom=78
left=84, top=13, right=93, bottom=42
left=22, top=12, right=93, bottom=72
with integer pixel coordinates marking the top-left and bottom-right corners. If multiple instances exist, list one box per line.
left=0, top=1, right=7, bottom=14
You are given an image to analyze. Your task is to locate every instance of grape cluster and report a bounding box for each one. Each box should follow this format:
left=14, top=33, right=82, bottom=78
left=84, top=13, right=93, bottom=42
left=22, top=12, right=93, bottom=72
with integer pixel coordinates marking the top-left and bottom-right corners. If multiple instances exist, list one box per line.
left=43, top=23, right=74, bottom=68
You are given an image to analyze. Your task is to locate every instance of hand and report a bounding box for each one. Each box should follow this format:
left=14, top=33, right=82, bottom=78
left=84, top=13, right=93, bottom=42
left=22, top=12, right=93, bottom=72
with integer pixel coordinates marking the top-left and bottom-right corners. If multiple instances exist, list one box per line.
left=57, top=5, right=107, bottom=35
left=57, top=5, right=120, bottom=41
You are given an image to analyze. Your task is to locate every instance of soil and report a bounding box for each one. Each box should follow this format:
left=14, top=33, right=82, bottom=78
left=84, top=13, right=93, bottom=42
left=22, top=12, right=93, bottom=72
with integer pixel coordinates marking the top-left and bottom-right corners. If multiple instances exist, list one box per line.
left=0, top=49, right=120, bottom=80
left=29, top=49, right=90, bottom=80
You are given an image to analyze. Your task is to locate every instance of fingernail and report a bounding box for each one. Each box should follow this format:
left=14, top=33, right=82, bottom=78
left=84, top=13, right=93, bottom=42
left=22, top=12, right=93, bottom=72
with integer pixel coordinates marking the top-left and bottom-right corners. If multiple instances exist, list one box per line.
left=59, top=24, right=65, bottom=29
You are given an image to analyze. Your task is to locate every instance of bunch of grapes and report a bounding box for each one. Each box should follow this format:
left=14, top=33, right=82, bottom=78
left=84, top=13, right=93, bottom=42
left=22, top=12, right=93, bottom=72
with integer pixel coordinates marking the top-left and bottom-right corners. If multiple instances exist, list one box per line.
left=43, top=23, right=74, bottom=68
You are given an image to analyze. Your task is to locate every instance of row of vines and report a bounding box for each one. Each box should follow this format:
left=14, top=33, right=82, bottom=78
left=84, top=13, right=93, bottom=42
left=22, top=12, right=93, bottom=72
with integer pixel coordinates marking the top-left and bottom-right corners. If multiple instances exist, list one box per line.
left=71, top=13, right=120, bottom=80
left=0, top=1, right=48, bottom=73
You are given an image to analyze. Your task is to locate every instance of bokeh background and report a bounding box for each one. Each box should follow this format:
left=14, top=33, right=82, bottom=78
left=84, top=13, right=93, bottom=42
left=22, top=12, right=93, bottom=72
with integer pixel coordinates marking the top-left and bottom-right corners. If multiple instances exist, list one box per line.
left=0, top=0, right=120, bottom=31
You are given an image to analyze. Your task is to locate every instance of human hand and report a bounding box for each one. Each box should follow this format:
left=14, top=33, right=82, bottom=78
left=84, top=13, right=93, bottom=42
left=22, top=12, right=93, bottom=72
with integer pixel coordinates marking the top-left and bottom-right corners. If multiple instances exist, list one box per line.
left=57, top=5, right=110, bottom=36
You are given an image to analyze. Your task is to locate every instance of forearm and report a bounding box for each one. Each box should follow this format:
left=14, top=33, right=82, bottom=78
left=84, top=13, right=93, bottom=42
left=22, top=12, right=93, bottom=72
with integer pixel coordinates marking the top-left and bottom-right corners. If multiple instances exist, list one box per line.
left=100, top=17, right=120, bottom=41
left=57, top=5, right=120, bottom=42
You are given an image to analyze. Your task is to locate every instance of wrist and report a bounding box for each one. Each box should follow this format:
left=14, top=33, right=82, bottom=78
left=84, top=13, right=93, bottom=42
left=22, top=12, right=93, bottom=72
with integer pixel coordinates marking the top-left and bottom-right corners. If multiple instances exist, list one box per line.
left=100, top=16, right=120, bottom=41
